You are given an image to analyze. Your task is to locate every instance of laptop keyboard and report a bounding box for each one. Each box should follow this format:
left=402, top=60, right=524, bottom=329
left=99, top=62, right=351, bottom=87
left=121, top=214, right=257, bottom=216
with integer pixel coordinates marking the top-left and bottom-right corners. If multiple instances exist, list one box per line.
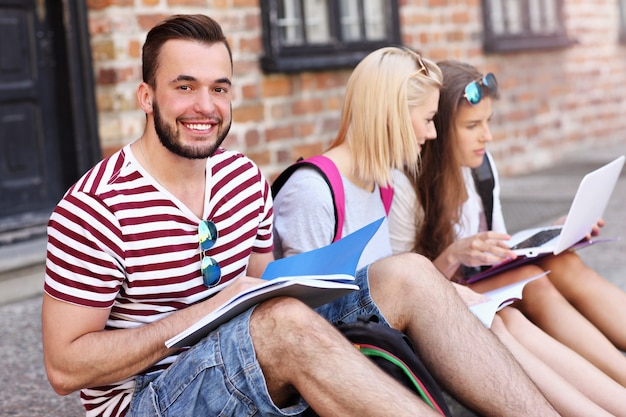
left=509, top=228, right=562, bottom=250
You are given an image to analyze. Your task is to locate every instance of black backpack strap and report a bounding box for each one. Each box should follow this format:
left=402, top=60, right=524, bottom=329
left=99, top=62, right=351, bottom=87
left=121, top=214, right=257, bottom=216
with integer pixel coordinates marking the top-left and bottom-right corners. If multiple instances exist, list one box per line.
left=271, top=156, right=344, bottom=242
left=271, top=157, right=305, bottom=199
left=462, top=154, right=496, bottom=281
left=471, top=154, right=495, bottom=231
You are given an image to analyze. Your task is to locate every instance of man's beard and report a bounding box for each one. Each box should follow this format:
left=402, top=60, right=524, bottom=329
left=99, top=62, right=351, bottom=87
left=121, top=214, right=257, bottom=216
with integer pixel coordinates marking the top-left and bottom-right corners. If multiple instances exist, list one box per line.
left=153, top=101, right=231, bottom=159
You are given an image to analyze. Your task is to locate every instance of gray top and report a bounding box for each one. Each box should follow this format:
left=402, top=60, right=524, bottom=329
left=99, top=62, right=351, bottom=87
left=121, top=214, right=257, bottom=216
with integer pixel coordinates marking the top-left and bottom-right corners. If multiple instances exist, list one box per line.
left=273, top=166, right=392, bottom=270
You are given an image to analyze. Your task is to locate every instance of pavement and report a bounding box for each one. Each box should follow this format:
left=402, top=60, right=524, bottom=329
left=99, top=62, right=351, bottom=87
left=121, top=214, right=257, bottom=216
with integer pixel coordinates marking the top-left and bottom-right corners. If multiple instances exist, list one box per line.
left=0, top=143, right=624, bottom=417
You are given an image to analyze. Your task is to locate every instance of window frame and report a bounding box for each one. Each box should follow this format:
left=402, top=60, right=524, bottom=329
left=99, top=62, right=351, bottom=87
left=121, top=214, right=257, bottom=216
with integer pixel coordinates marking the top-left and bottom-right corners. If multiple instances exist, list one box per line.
left=260, top=0, right=401, bottom=73
left=481, top=0, right=576, bottom=53
left=620, top=0, right=626, bottom=43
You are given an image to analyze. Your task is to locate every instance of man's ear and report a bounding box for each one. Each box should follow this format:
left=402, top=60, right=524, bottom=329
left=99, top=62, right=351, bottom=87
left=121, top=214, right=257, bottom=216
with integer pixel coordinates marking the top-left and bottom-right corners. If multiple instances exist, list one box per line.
left=137, top=82, right=154, bottom=113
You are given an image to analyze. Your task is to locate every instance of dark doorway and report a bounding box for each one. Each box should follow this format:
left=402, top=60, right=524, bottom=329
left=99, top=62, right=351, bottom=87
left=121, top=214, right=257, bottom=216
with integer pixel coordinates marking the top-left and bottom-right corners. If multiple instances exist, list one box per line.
left=0, top=0, right=99, bottom=244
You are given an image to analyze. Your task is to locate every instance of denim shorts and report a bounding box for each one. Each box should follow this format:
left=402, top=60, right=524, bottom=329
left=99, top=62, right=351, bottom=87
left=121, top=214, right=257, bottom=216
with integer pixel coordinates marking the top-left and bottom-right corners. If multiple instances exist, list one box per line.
left=315, top=264, right=389, bottom=326
left=128, top=265, right=386, bottom=417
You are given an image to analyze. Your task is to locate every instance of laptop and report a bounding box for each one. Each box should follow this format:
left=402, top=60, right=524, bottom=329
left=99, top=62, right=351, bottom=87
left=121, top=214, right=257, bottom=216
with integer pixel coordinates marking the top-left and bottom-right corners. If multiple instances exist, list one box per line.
left=507, top=155, right=625, bottom=258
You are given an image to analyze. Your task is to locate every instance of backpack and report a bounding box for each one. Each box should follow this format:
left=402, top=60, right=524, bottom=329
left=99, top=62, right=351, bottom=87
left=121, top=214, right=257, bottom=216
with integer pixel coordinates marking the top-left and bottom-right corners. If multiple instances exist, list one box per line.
left=303, top=315, right=452, bottom=416
left=271, top=155, right=394, bottom=242
left=272, top=159, right=451, bottom=415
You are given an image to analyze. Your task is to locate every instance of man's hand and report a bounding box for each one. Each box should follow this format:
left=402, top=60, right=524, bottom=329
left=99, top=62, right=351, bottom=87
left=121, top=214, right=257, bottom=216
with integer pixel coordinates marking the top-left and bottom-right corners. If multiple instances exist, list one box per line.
left=42, top=275, right=267, bottom=395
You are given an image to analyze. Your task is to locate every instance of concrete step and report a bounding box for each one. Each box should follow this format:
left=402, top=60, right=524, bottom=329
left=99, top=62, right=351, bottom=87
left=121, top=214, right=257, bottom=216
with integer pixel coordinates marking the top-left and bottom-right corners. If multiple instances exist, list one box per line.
left=0, top=238, right=46, bottom=306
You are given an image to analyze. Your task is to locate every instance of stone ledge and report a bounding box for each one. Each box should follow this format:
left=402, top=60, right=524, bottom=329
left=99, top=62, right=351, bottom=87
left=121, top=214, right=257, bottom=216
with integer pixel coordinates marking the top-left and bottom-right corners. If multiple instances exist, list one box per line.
left=0, top=238, right=46, bottom=305
left=0, top=238, right=46, bottom=274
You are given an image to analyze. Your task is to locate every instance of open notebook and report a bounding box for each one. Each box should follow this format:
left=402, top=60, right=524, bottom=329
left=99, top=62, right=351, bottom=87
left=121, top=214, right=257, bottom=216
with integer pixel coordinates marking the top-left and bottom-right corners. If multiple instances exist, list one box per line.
left=507, top=155, right=624, bottom=258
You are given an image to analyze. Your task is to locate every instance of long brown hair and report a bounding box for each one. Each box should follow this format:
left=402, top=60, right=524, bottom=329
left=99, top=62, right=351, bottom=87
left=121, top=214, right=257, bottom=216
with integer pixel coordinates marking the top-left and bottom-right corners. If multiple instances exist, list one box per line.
left=410, top=60, right=499, bottom=260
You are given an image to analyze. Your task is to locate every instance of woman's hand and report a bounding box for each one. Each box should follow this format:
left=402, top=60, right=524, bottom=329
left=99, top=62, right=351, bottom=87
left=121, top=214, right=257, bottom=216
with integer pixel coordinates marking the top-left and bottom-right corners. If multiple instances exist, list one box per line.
left=434, top=231, right=516, bottom=279
left=589, top=218, right=605, bottom=238
left=450, top=231, right=516, bottom=267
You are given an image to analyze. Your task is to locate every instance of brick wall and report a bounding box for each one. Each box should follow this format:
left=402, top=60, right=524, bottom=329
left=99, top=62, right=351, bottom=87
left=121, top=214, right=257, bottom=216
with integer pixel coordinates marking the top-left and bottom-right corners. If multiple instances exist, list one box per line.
left=88, top=0, right=626, bottom=179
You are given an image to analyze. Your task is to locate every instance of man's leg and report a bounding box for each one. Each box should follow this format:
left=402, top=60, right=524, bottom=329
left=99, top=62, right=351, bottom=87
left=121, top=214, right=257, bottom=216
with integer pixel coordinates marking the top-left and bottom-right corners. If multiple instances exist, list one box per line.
left=251, top=296, right=441, bottom=417
left=367, top=253, right=559, bottom=417
left=129, top=297, right=440, bottom=417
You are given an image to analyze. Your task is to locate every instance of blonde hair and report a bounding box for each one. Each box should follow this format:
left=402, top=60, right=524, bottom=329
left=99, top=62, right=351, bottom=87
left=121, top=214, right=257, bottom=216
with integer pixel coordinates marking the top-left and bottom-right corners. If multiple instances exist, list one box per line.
left=328, top=46, right=443, bottom=186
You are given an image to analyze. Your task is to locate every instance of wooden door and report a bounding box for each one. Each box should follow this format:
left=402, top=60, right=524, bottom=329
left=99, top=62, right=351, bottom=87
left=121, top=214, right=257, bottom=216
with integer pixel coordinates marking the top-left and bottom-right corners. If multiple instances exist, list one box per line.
left=0, top=0, right=98, bottom=242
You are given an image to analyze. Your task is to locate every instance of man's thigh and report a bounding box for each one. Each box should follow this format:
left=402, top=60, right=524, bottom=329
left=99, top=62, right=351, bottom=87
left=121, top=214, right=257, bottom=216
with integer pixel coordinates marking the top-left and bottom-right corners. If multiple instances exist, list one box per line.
left=128, top=307, right=308, bottom=417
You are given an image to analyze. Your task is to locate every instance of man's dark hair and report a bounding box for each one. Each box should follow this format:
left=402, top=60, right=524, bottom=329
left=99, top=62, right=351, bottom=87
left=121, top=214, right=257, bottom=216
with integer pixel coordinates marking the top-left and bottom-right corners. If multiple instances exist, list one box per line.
left=142, top=14, right=233, bottom=88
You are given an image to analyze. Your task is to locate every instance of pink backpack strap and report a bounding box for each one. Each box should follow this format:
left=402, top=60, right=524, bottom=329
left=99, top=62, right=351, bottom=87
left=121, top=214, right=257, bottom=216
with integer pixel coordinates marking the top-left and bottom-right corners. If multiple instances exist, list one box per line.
left=380, top=185, right=394, bottom=215
left=294, top=157, right=394, bottom=240
left=302, top=155, right=345, bottom=242
left=271, top=155, right=394, bottom=243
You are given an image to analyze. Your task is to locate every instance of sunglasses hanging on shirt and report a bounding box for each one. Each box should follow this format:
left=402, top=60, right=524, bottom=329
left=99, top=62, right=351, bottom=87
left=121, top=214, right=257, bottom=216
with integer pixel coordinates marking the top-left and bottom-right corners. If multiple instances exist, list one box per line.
left=198, top=220, right=221, bottom=287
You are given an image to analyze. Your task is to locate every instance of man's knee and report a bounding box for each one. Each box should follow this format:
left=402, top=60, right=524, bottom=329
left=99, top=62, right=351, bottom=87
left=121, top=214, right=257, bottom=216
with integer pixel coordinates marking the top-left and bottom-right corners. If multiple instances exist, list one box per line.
left=370, top=252, right=443, bottom=285
left=366, top=253, right=454, bottom=326
left=254, top=296, right=318, bottom=326
left=251, top=297, right=339, bottom=348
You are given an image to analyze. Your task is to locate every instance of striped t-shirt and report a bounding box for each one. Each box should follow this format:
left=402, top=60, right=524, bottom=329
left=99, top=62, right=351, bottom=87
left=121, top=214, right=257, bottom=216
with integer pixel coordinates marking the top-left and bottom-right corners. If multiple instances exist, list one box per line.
left=44, top=144, right=273, bottom=417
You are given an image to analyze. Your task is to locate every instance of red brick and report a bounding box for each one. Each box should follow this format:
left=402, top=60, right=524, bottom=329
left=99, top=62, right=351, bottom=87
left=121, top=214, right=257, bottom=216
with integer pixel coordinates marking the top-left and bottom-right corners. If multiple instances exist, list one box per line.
left=137, top=14, right=168, bottom=31
left=233, top=0, right=258, bottom=7
left=293, top=143, right=325, bottom=159
left=233, top=104, right=264, bottom=123
left=241, top=83, right=259, bottom=101
left=247, top=150, right=271, bottom=167
left=166, top=0, right=209, bottom=6
left=245, top=129, right=261, bottom=148
left=101, top=145, right=122, bottom=159
left=292, top=98, right=323, bottom=116
left=262, top=77, right=293, bottom=98
left=266, top=125, right=295, bottom=142
left=128, top=39, right=141, bottom=59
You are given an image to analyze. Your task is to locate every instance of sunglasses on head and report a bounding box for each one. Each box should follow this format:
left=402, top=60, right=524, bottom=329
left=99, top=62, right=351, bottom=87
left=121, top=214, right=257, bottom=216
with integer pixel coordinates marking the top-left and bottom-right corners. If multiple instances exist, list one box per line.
left=463, top=73, right=498, bottom=105
left=416, top=54, right=430, bottom=76
left=394, top=46, right=430, bottom=77
left=198, top=220, right=221, bottom=288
